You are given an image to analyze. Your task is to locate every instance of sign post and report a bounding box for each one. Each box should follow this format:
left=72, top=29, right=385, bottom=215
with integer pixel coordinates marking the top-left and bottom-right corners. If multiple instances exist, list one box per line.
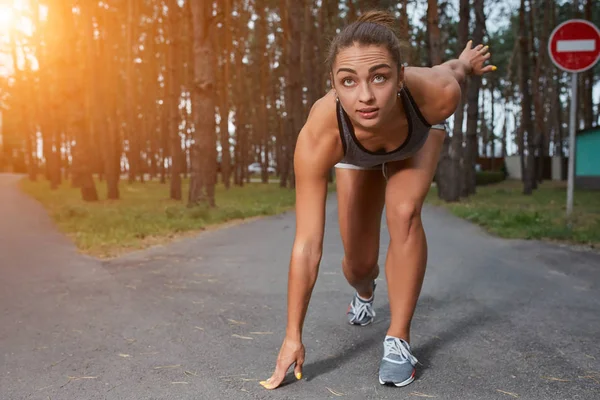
left=548, top=19, right=600, bottom=220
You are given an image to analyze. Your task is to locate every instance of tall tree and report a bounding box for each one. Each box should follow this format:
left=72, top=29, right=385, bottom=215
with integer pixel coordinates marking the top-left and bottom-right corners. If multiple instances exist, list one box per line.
left=167, top=0, right=182, bottom=200
left=519, top=0, right=535, bottom=194
left=463, top=0, right=485, bottom=196
left=427, top=0, right=453, bottom=201
left=188, top=0, right=217, bottom=207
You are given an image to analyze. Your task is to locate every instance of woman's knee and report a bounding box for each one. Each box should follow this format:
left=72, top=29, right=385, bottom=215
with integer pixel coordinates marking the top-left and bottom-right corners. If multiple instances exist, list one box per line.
left=342, top=256, right=379, bottom=280
left=386, top=201, right=422, bottom=241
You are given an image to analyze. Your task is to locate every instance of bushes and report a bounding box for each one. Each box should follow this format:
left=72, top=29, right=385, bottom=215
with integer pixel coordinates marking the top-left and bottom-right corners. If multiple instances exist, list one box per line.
left=476, top=171, right=505, bottom=186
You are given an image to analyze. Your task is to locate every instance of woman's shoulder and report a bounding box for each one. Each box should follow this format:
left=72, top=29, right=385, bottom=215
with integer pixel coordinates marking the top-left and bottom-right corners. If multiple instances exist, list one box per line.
left=305, top=89, right=339, bottom=132
left=300, top=89, right=341, bottom=147
left=295, top=90, right=344, bottom=169
left=404, top=66, right=461, bottom=125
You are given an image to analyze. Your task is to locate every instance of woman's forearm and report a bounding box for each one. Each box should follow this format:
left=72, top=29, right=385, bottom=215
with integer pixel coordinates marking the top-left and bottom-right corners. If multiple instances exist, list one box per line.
left=285, top=248, right=322, bottom=342
left=438, top=59, right=472, bottom=85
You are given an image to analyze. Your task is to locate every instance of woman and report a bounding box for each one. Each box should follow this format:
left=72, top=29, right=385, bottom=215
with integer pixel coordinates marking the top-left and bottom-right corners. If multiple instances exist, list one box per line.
left=260, top=10, right=495, bottom=389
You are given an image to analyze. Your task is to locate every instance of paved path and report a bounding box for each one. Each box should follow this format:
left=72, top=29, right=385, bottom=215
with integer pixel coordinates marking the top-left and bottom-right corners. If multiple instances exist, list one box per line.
left=1, top=173, right=599, bottom=400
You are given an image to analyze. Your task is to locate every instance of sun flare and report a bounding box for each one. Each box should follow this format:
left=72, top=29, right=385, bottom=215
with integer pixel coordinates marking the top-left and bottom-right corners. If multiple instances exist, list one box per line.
left=0, top=4, right=15, bottom=31
left=0, top=0, right=30, bottom=33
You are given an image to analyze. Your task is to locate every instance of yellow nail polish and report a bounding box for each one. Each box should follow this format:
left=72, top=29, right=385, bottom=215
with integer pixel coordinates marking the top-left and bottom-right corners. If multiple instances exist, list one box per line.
left=260, top=381, right=268, bottom=386
left=492, top=66, right=497, bottom=71
left=296, top=372, right=302, bottom=380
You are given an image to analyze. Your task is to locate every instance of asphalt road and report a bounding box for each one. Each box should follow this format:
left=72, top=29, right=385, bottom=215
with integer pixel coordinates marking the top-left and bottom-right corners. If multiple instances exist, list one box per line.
left=1, top=173, right=599, bottom=400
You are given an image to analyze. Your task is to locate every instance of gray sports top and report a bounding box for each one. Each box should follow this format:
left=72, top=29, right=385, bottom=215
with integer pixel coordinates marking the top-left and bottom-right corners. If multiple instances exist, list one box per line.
left=336, top=86, right=442, bottom=168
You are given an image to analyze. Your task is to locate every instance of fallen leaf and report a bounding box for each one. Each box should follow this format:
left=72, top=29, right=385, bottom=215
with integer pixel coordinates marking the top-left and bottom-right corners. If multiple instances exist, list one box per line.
left=184, top=371, right=198, bottom=376
left=154, top=365, right=181, bottom=370
left=541, top=376, right=570, bottom=382
left=579, top=375, right=600, bottom=384
left=326, top=387, right=344, bottom=396
left=194, top=326, right=204, bottom=331
left=228, top=319, right=246, bottom=325
left=496, top=389, right=519, bottom=398
left=232, top=334, right=253, bottom=340
left=409, top=392, right=437, bottom=398
left=67, top=376, right=98, bottom=381
left=118, top=354, right=131, bottom=358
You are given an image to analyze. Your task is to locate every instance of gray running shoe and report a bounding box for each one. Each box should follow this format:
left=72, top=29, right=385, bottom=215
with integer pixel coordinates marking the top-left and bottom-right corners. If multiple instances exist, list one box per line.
left=347, top=281, right=376, bottom=326
left=378, top=336, right=418, bottom=387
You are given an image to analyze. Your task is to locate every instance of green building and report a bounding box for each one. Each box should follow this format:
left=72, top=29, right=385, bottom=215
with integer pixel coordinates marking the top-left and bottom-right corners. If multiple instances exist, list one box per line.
left=576, top=126, right=600, bottom=190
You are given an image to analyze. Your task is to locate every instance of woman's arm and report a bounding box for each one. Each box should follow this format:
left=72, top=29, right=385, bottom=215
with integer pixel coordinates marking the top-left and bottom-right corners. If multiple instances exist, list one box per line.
left=285, top=127, right=332, bottom=342
left=261, top=96, right=342, bottom=390
left=435, top=40, right=496, bottom=84
left=403, top=40, right=495, bottom=124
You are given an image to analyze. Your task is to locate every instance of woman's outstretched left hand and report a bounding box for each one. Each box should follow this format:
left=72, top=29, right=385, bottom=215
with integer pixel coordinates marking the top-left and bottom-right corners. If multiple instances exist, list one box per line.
left=459, top=40, right=496, bottom=75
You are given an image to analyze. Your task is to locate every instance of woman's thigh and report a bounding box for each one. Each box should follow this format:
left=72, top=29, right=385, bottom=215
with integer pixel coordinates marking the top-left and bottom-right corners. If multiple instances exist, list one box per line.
left=335, top=166, right=387, bottom=265
left=384, top=129, right=446, bottom=218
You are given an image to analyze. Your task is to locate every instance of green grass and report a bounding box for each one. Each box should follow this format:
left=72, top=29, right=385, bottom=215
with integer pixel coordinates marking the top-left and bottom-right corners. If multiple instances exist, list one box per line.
left=426, top=179, right=600, bottom=248
left=19, top=177, right=309, bottom=258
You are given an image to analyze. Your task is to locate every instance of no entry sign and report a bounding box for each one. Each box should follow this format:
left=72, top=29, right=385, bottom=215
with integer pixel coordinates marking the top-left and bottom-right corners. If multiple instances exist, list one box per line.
left=548, top=19, right=600, bottom=73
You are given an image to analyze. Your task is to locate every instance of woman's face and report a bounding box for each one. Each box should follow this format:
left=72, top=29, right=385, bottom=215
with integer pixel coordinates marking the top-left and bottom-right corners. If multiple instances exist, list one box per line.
left=332, top=43, right=402, bottom=130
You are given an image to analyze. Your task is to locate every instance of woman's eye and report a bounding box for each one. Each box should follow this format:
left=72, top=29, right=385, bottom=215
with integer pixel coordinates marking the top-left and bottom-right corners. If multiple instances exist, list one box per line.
left=342, top=78, right=354, bottom=86
left=373, top=75, right=387, bottom=83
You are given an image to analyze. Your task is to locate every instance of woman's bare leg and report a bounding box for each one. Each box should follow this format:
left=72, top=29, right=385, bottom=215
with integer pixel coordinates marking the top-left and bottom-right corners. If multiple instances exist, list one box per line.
left=335, top=166, right=386, bottom=299
left=383, top=130, right=445, bottom=342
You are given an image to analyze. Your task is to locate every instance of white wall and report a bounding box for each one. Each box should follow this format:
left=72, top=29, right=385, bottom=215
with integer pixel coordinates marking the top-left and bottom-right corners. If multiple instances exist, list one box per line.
left=505, top=156, right=522, bottom=180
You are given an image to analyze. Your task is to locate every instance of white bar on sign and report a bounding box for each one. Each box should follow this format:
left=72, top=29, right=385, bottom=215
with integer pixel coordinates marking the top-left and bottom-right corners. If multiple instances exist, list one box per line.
left=557, top=39, right=596, bottom=52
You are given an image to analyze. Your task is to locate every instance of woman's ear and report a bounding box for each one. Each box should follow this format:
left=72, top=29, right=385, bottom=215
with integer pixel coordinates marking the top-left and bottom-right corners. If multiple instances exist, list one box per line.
left=397, top=65, right=405, bottom=90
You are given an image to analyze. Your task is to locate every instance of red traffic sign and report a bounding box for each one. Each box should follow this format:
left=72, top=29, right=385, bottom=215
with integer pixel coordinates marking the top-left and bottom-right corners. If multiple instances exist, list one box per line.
left=548, top=19, right=600, bottom=73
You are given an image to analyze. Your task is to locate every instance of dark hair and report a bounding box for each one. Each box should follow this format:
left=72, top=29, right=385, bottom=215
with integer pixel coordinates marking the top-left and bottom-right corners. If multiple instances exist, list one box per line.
left=327, top=10, right=403, bottom=73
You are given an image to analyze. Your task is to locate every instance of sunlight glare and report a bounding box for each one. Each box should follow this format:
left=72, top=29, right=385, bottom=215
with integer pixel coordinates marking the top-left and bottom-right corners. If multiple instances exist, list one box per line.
left=0, top=5, right=14, bottom=31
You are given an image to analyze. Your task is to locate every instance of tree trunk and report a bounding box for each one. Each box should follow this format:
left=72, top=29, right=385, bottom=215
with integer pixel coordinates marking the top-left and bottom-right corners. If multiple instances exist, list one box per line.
left=463, top=0, right=485, bottom=196
left=219, top=0, right=233, bottom=188
left=445, top=0, right=469, bottom=201
left=126, top=0, right=138, bottom=184
left=100, top=5, right=120, bottom=199
left=257, top=1, right=271, bottom=184
left=490, top=82, right=495, bottom=169
left=188, top=1, right=217, bottom=207
left=77, top=0, right=99, bottom=201
left=519, top=0, right=535, bottom=195
left=167, top=0, right=182, bottom=200
left=286, top=0, right=304, bottom=189
left=427, top=0, right=451, bottom=201
left=426, top=0, right=442, bottom=66
left=582, top=0, right=594, bottom=128
left=527, top=0, right=543, bottom=187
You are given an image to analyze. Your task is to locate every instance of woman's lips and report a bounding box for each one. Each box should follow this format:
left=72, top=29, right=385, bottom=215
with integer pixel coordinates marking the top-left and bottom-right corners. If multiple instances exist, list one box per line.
left=357, top=108, right=379, bottom=119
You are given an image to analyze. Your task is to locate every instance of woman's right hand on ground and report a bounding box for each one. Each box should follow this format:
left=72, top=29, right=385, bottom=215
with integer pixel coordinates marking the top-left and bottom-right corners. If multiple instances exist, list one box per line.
left=260, top=337, right=305, bottom=390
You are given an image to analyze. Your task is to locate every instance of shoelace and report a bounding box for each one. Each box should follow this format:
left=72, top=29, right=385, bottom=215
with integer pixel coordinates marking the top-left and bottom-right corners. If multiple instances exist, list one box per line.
left=383, top=338, right=418, bottom=366
left=349, top=295, right=374, bottom=323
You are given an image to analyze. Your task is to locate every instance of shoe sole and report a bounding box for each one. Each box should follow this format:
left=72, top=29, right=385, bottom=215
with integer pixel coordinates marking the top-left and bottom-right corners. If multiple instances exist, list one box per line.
left=378, top=369, right=415, bottom=387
